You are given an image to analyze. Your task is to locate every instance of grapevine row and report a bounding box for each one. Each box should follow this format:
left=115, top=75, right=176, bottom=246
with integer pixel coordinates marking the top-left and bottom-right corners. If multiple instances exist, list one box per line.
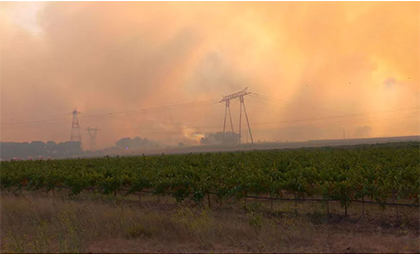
left=1, top=142, right=419, bottom=211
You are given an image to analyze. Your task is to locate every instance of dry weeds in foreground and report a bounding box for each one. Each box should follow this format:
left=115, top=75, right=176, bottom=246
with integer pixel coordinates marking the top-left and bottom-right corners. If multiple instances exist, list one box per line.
left=0, top=191, right=419, bottom=253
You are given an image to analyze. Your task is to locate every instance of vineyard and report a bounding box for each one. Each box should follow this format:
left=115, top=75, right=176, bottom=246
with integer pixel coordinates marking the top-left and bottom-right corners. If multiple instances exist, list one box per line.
left=1, top=142, right=419, bottom=214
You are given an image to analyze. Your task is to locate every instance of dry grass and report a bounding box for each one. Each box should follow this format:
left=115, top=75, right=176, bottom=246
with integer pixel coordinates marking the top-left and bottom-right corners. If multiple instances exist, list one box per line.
left=1, top=190, right=419, bottom=253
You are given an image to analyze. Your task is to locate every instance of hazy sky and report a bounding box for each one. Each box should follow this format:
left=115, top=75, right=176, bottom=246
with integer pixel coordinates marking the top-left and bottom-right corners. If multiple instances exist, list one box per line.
left=1, top=2, right=419, bottom=148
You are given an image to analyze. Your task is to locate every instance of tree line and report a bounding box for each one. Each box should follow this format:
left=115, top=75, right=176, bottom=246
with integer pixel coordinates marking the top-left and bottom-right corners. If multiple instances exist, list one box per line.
left=0, top=141, right=82, bottom=160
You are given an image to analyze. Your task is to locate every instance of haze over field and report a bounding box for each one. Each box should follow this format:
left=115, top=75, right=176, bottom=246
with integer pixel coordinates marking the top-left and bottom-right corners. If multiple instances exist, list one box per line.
left=1, top=2, right=419, bottom=149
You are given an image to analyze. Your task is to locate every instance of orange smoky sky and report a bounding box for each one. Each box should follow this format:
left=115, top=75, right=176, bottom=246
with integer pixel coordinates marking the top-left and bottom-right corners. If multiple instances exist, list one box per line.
left=1, top=2, right=419, bottom=148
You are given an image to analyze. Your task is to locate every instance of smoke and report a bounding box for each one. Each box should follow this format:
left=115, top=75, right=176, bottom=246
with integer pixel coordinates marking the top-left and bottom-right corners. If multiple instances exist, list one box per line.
left=384, top=78, right=397, bottom=90
left=182, top=126, right=206, bottom=145
left=1, top=2, right=419, bottom=148
left=354, top=126, right=372, bottom=138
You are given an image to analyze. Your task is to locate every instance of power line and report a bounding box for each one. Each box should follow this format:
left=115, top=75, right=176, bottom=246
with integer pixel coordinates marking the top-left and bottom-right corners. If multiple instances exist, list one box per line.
left=3, top=105, right=418, bottom=134
left=250, top=92, right=347, bottom=115
left=79, top=98, right=219, bottom=120
left=0, top=98, right=220, bottom=128
left=246, top=96, right=420, bottom=124
left=250, top=108, right=420, bottom=127
left=1, top=91, right=419, bottom=139
left=192, top=107, right=420, bottom=130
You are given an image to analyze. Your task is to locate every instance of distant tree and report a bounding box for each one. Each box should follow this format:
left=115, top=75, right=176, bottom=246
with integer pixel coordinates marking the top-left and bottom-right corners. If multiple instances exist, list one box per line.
left=131, top=137, right=152, bottom=148
left=0, top=140, right=82, bottom=160
left=46, top=141, right=57, bottom=154
left=28, top=141, right=46, bottom=156
left=200, top=137, right=211, bottom=145
left=115, top=137, right=157, bottom=149
left=200, top=132, right=239, bottom=145
left=116, top=137, right=132, bottom=149
left=0, top=142, right=17, bottom=159
left=56, top=141, right=82, bottom=156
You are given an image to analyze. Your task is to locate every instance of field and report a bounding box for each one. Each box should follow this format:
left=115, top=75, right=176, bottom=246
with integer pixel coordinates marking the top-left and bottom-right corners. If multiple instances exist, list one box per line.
left=1, top=142, right=419, bottom=252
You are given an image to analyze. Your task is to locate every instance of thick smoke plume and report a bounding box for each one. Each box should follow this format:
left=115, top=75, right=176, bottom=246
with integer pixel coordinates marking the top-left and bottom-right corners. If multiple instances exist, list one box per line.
left=1, top=2, right=419, bottom=148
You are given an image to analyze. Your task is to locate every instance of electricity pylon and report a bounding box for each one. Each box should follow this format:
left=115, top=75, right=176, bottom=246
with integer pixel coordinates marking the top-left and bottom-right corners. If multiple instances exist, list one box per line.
left=70, top=108, right=82, bottom=142
left=86, top=127, right=101, bottom=151
left=220, top=87, right=254, bottom=144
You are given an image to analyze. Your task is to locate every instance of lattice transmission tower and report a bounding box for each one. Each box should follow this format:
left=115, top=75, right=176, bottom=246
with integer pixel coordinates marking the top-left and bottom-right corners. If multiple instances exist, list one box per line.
left=70, top=108, right=82, bottom=142
left=86, top=127, right=101, bottom=151
left=220, top=87, right=254, bottom=144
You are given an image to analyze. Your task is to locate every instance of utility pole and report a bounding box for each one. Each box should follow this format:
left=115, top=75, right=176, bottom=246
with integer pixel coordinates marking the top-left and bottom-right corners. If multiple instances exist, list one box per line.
left=86, top=127, right=101, bottom=151
left=220, top=87, right=253, bottom=144
left=70, top=108, right=82, bottom=142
